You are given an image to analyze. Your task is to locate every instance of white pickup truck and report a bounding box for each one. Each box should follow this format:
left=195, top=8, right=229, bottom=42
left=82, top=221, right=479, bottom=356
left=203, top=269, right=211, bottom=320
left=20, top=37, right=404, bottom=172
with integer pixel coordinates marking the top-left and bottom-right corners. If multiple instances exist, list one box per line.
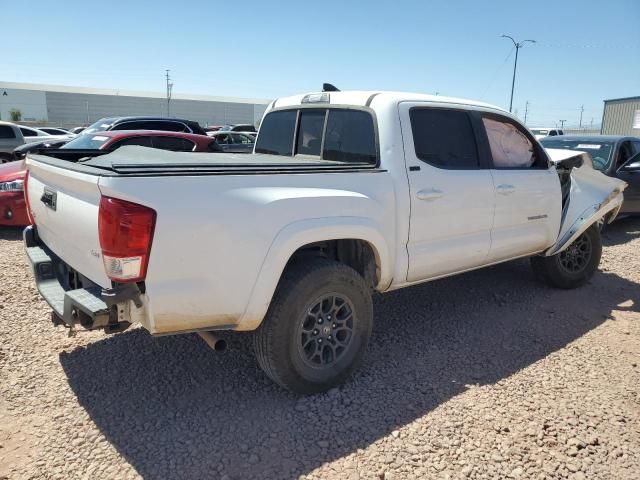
left=23, top=90, right=626, bottom=393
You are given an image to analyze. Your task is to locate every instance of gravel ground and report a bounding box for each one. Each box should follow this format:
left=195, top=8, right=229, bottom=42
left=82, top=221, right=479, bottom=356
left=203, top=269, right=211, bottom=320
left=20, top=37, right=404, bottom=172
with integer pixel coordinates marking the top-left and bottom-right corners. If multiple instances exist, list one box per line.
left=1, top=219, right=639, bottom=480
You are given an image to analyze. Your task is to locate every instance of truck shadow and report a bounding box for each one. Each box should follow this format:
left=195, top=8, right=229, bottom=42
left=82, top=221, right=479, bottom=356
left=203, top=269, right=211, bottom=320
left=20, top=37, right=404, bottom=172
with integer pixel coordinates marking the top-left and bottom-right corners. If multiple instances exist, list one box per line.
left=59, top=218, right=640, bottom=480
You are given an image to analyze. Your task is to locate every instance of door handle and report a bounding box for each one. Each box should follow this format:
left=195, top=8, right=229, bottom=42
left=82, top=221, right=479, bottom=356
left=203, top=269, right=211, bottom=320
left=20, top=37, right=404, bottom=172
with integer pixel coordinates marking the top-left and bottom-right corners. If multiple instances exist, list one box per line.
left=416, top=188, right=444, bottom=201
left=496, top=184, right=515, bottom=195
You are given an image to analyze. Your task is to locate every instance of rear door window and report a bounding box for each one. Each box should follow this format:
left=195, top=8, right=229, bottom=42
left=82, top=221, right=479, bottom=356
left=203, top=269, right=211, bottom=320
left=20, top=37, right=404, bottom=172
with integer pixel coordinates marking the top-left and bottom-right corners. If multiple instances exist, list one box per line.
left=323, top=110, right=377, bottom=164
left=296, top=110, right=325, bottom=156
left=409, top=108, right=479, bottom=168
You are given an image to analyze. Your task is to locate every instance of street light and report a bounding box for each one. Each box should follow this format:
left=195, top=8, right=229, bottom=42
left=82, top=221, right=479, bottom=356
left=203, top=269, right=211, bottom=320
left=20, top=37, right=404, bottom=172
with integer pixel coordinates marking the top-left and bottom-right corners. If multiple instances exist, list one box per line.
left=501, top=35, right=536, bottom=113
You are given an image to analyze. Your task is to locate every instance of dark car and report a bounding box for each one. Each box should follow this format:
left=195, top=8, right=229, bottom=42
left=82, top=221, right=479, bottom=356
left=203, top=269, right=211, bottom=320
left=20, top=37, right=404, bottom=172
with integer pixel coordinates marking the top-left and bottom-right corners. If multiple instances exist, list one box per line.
left=208, top=131, right=255, bottom=153
left=541, top=135, right=640, bottom=215
left=82, top=116, right=207, bottom=136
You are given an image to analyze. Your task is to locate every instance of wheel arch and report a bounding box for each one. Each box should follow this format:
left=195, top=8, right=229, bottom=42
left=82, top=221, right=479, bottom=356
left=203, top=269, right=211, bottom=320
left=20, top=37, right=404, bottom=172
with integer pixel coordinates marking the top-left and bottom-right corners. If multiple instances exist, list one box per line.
left=236, top=216, right=392, bottom=331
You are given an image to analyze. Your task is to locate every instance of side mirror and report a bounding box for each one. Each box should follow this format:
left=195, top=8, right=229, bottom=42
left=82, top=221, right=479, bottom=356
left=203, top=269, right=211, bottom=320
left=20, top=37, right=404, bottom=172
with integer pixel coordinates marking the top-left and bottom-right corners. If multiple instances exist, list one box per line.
left=620, top=153, right=640, bottom=172
left=621, top=161, right=640, bottom=172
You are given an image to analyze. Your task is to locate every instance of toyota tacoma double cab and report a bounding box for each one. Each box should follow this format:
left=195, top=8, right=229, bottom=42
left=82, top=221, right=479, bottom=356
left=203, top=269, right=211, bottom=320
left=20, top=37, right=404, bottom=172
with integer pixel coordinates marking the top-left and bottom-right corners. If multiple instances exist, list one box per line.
left=22, top=89, right=626, bottom=393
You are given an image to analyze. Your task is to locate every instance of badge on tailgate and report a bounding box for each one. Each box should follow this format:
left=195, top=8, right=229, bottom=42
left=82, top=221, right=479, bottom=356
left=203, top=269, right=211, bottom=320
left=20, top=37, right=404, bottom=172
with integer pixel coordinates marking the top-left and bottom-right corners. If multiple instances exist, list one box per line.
left=40, top=188, right=57, bottom=211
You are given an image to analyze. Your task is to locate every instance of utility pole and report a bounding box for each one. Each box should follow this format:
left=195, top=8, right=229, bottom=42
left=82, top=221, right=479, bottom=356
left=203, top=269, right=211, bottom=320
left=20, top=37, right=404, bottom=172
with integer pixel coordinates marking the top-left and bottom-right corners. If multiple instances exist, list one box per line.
left=501, top=35, right=536, bottom=113
left=559, top=119, right=566, bottom=129
left=524, top=101, right=530, bottom=125
left=579, top=105, right=584, bottom=128
left=590, top=118, right=594, bottom=129
left=165, top=69, right=173, bottom=117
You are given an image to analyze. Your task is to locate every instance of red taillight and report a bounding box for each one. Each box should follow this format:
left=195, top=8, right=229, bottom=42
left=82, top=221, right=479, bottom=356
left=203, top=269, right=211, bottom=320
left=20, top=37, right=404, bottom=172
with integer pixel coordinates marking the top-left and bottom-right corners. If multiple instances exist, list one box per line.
left=23, top=170, right=35, bottom=225
left=98, top=196, right=156, bottom=283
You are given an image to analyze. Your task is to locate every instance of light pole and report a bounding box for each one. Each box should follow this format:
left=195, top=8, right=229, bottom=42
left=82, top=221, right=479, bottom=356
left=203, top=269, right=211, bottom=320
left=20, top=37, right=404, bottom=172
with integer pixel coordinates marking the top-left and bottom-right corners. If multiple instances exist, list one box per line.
left=501, top=35, right=536, bottom=113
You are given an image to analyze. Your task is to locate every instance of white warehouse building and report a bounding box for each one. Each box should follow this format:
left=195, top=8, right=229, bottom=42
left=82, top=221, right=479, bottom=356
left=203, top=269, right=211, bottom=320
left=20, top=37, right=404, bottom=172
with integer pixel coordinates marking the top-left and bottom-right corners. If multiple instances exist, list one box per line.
left=0, top=81, right=271, bottom=128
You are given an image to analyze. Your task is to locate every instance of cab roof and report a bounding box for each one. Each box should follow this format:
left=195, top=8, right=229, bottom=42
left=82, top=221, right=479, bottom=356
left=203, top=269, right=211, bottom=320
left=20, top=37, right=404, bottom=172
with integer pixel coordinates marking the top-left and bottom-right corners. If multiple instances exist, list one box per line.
left=272, top=90, right=506, bottom=113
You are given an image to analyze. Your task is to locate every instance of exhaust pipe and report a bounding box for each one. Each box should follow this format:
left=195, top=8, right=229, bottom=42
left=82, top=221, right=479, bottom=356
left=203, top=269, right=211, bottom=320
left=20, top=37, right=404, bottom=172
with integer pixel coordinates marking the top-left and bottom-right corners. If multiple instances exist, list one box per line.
left=198, top=331, right=227, bottom=352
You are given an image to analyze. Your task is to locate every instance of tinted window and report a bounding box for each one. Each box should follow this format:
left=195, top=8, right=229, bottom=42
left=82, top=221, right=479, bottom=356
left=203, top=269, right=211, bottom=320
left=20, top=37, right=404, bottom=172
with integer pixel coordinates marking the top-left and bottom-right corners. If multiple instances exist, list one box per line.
left=0, top=126, right=16, bottom=139
left=296, top=110, right=325, bottom=156
left=255, top=110, right=297, bottom=156
left=20, top=127, right=38, bottom=137
left=111, top=136, right=153, bottom=149
left=323, top=110, right=377, bottom=164
left=113, top=121, right=188, bottom=132
left=409, top=108, right=479, bottom=168
left=151, top=136, right=195, bottom=151
left=483, top=117, right=537, bottom=168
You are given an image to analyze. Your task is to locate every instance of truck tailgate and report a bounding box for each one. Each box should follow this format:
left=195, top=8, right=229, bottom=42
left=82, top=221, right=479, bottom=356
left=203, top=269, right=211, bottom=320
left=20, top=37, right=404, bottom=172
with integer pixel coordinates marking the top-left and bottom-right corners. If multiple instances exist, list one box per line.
left=27, top=160, right=110, bottom=288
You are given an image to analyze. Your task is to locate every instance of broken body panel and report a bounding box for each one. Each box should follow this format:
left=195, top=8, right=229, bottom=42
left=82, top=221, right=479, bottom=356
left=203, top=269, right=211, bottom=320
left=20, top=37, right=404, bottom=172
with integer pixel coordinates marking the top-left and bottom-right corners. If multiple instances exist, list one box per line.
left=546, top=148, right=626, bottom=256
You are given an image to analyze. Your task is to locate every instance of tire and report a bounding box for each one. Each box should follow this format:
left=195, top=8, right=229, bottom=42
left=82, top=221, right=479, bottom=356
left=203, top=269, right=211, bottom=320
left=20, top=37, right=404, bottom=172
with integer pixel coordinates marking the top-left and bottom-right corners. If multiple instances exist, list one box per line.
left=530, top=225, right=602, bottom=289
left=0, top=153, right=13, bottom=164
left=253, top=257, right=373, bottom=394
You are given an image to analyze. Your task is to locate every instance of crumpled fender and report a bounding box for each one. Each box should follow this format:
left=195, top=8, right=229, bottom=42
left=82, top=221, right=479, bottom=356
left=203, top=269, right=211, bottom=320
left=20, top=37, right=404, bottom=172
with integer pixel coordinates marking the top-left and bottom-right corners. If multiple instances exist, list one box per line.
left=545, top=149, right=627, bottom=256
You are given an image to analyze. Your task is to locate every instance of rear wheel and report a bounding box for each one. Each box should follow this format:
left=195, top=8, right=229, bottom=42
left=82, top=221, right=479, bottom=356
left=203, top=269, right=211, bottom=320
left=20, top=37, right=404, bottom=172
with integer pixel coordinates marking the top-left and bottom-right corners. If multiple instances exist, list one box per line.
left=531, top=225, right=602, bottom=289
left=253, top=258, right=373, bottom=394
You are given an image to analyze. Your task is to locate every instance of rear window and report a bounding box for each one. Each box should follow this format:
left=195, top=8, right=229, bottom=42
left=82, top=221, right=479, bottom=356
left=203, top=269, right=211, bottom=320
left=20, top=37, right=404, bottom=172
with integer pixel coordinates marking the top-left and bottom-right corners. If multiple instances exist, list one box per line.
left=61, top=134, right=111, bottom=149
left=255, top=110, right=297, bottom=156
left=255, top=108, right=377, bottom=165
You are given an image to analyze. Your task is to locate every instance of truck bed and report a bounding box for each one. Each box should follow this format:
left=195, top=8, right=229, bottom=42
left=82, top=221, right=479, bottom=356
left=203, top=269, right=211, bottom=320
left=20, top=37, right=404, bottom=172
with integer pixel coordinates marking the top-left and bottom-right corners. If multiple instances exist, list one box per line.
left=30, top=146, right=381, bottom=177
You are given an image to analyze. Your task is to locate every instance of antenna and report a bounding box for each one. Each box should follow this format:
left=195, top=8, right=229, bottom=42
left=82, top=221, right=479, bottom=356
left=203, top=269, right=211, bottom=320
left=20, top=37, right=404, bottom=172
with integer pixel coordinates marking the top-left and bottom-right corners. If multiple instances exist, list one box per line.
left=322, top=83, right=340, bottom=92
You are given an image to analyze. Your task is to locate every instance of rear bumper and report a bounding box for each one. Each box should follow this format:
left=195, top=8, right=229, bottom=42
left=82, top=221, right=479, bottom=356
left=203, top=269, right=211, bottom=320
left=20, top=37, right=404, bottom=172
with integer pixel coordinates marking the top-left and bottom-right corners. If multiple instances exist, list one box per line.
left=24, top=226, right=140, bottom=332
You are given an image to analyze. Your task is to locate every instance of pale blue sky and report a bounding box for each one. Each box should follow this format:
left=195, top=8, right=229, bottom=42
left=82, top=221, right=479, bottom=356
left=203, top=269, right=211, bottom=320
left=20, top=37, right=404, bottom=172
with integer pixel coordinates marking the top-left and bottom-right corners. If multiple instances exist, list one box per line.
left=2, top=0, right=639, bottom=127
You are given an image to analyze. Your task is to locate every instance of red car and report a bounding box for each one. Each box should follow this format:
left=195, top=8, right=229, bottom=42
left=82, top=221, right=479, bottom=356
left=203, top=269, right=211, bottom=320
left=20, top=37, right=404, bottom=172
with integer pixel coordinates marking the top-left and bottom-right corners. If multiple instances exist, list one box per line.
left=1, top=130, right=223, bottom=227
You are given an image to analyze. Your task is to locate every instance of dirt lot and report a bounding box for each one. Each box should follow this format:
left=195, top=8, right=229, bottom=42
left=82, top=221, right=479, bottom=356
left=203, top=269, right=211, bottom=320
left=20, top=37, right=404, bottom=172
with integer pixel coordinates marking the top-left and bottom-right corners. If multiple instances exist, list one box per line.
left=1, top=219, right=639, bottom=480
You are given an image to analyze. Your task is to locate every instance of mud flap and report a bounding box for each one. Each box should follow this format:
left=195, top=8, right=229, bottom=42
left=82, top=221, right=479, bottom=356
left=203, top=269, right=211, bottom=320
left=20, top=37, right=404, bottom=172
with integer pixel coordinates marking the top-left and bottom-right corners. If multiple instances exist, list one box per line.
left=545, top=151, right=626, bottom=256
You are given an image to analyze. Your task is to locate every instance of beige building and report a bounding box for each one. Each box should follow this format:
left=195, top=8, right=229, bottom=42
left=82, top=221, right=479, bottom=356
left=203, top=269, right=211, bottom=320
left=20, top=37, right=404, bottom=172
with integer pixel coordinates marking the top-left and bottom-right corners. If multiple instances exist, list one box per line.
left=601, top=96, right=640, bottom=136
left=0, top=81, right=271, bottom=128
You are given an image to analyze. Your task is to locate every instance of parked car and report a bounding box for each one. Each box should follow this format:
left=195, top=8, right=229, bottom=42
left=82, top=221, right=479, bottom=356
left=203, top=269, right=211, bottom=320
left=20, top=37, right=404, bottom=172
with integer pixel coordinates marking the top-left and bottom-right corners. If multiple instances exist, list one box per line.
left=22, top=89, right=625, bottom=393
left=219, top=124, right=257, bottom=133
left=37, top=127, right=73, bottom=136
left=531, top=127, right=564, bottom=140
left=207, top=131, right=255, bottom=153
left=82, top=116, right=207, bottom=136
left=18, top=125, right=73, bottom=141
left=0, top=160, right=27, bottom=226
left=541, top=135, right=640, bottom=215
left=2, top=130, right=222, bottom=226
left=0, top=121, right=70, bottom=163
